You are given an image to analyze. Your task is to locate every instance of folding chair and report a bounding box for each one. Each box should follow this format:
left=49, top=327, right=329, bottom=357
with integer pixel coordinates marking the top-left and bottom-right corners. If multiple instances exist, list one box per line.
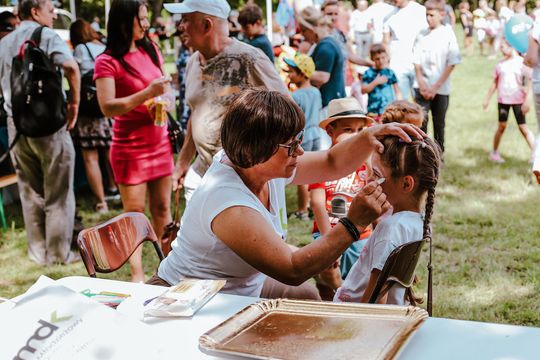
left=77, top=212, right=164, bottom=277
left=368, top=237, right=433, bottom=315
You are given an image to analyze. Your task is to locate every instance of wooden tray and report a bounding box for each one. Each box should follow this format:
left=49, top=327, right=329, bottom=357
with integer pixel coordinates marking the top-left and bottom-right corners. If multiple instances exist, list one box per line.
left=199, top=299, right=427, bottom=360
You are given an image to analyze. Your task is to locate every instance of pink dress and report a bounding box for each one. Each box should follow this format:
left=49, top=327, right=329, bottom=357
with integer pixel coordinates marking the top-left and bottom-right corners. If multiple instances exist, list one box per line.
left=94, top=47, right=173, bottom=185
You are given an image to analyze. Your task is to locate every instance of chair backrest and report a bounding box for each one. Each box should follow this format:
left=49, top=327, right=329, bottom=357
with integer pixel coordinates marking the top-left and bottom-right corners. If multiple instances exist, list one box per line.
left=368, top=238, right=426, bottom=305
left=77, top=212, right=164, bottom=277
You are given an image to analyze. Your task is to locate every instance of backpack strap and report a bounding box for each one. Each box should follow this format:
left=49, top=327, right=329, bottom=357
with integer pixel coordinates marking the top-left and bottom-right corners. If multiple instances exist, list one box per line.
left=0, top=133, right=21, bottom=163
left=83, top=43, right=95, bottom=62
left=16, top=26, right=44, bottom=61
left=30, top=26, right=45, bottom=47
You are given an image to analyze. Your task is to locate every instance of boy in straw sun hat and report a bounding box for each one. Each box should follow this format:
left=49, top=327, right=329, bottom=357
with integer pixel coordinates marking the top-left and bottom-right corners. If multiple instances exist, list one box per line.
left=308, top=97, right=375, bottom=300
left=284, top=53, right=322, bottom=221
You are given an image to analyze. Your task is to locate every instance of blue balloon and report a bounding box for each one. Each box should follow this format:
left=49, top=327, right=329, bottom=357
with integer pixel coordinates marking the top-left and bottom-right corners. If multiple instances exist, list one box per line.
left=504, top=15, right=534, bottom=53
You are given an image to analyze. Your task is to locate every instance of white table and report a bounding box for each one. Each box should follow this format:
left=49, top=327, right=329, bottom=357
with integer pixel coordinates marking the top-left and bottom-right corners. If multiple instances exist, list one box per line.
left=57, top=276, right=540, bottom=360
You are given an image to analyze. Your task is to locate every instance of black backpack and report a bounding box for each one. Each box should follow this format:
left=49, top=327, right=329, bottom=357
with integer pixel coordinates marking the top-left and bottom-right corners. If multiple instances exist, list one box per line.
left=0, top=26, right=67, bottom=162
left=78, top=43, right=103, bottom=118
left=0, top=95, right=7, bottom=127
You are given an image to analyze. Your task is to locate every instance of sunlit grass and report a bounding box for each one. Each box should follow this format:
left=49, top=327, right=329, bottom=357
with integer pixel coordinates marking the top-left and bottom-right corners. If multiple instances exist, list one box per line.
left=2, top=32, right=540, bottom=326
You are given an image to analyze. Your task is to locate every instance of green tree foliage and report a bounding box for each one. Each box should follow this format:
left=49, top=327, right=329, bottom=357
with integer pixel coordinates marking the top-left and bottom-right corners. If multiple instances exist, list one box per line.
left=4, top=0, right=539, bottom=25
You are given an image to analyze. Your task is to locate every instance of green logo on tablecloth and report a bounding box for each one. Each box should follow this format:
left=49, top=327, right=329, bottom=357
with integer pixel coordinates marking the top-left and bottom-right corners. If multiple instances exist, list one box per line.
left=50, top=310, right=72, bottom=323
left=13, top=310, right=72, bottom=359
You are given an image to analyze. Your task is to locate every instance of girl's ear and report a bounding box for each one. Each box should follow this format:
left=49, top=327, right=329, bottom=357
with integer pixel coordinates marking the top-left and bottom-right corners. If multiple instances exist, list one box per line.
left=402, top=175, right=415, bottom=193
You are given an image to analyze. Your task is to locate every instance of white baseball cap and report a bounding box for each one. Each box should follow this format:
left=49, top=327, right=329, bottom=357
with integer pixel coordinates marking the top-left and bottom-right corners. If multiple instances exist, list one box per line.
left=163, top=0, right=231, bottom=19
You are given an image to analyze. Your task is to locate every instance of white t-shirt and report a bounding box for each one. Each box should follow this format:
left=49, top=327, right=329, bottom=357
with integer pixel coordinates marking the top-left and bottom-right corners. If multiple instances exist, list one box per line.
left=334, top=211, right=424, bottom=305
left=158, top=151, right=291, bottom=297
left=383, top=1, right=428, bottom=73
left=349, top=9, right=371, bottom=34
left=367, top=2, right=396, bottom=44
left=533, top=8, right=540, bottom=24
left=74, top=42, right=105, bottom=74
left=473, top=8, right=488, bottom=29
left=412, top=25, right=461, bottom=95
left=498, top=6, right=514, bottom=24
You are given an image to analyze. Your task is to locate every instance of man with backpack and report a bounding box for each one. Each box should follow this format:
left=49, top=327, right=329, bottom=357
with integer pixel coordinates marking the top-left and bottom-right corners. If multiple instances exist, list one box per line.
left=0, top=0, right=81, bottom=265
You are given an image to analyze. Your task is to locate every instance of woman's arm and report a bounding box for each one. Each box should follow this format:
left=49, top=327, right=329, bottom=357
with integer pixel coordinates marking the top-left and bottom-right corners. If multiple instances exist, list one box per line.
left=63, top=59, right=81, bottom=130
left=522, top=74, right=532, bottom=114
left=96, top=76, right=171, bottom=118
left=347, top=41, right=374, bottom=67
left=392, top=83, right=402, bottom=100
left=483, top=79, right=497, bottom=110
left=524, top=35, right=539, bottom=68
left=292, top=123, right=425, bottom=186
left=429, top=64, right=456, bottom=95
left=310, top=187, right=332, bottom=235
left=310, top=70, right=331, bottom=88
left=211, top=181, right=390, bottom=285
left=414, top=63, right=431, bottom=99
left=361, top=74, right=386, bottom=94
left=172, top=118, right=197, bottom=191
left=360, top=269, right=388, bottom=304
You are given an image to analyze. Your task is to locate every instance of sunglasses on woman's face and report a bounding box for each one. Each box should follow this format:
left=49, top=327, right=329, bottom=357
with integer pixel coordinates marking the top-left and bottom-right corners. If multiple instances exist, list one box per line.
left=278, top=130, right=304, bottom=157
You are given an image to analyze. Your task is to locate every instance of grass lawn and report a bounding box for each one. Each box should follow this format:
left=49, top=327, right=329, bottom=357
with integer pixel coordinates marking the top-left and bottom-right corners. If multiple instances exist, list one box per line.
left=2, top=44, right=540, bottom=327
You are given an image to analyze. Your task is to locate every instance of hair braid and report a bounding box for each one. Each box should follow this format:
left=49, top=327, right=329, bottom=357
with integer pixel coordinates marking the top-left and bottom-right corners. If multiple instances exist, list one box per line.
left=381, top=100, right=424, bottom=125
left=423, top=186, right=436, bottom=240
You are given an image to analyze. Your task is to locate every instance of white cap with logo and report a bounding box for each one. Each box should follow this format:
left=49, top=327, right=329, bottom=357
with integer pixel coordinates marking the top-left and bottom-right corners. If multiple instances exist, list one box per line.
left=163, top=0, right=231, bottom=19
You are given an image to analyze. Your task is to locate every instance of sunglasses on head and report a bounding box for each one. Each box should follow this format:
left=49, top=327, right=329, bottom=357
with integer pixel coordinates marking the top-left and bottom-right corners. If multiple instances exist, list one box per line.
left=278, top=130, right=304, bottom=157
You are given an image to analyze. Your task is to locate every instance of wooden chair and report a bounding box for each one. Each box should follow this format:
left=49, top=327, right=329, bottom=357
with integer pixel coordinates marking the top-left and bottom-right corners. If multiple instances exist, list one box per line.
left=77, top=212, right=164, bottom=277
left=0, top=174, right=17, bottom=232
left=368, top=238, right=428, bottom=309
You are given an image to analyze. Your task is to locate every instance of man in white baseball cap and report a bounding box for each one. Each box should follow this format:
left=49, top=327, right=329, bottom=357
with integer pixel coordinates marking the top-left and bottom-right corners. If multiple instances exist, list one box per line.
left=163, top=0, right=289, bottom=203
left=163, top=0, right=231, bottom=19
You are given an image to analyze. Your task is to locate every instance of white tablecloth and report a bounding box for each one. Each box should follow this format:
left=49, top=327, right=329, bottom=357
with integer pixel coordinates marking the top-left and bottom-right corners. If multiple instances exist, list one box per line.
left=56, top=276, right=540, bottom=360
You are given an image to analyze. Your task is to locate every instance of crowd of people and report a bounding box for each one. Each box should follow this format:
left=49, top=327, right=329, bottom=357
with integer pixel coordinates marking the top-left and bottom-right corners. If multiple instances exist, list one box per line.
left=0, top=0, right=540, bottom=304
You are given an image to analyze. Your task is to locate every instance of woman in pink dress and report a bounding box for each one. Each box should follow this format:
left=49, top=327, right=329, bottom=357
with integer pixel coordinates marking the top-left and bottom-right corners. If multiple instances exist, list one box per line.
left=95, top=0, right=173, bottom=282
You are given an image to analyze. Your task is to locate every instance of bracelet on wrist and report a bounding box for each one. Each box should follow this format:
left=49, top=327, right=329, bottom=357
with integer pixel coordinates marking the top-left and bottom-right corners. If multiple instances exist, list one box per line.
left=338, top=217, right=361, bottom=242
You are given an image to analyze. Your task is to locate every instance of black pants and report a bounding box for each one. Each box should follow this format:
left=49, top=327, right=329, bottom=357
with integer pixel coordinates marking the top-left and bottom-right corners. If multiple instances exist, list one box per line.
left=414, top=90, right=449, bottom=152
left=498, top=103, right=526, bottom=124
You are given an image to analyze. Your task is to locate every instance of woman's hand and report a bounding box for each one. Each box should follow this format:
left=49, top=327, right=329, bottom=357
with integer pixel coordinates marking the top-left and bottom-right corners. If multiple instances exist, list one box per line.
left=364, top=123, right=426, bottom=154
left=172, top=158, right=190, bottom=191
left=347, top=180, right=391, bottom=229
left=146, top=77, right=171, bottom=98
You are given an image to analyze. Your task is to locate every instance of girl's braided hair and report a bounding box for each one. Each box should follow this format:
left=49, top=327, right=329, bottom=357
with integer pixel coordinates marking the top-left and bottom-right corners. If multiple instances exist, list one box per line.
left=378, top=136, right=442, bottom=240
left=381, top=100, right=424, bottom=125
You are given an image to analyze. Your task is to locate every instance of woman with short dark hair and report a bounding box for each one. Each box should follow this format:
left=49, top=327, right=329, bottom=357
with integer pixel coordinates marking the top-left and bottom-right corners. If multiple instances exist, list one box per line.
left=94, top=0, right=173, bottom=282
left=153, top=89, right=424, bottom=299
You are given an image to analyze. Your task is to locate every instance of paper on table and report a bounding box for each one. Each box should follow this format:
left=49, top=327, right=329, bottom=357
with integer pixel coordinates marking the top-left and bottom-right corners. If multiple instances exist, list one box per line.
left=0, top=276, right=167, bottom=360
left=144, top=278, right=226, bottom=318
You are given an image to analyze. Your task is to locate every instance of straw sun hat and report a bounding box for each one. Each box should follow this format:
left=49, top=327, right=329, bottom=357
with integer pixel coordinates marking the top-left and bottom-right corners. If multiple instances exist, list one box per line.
left=319, top=98, right=374, bottom=129
left=297, top=6, right=332, bottom=31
